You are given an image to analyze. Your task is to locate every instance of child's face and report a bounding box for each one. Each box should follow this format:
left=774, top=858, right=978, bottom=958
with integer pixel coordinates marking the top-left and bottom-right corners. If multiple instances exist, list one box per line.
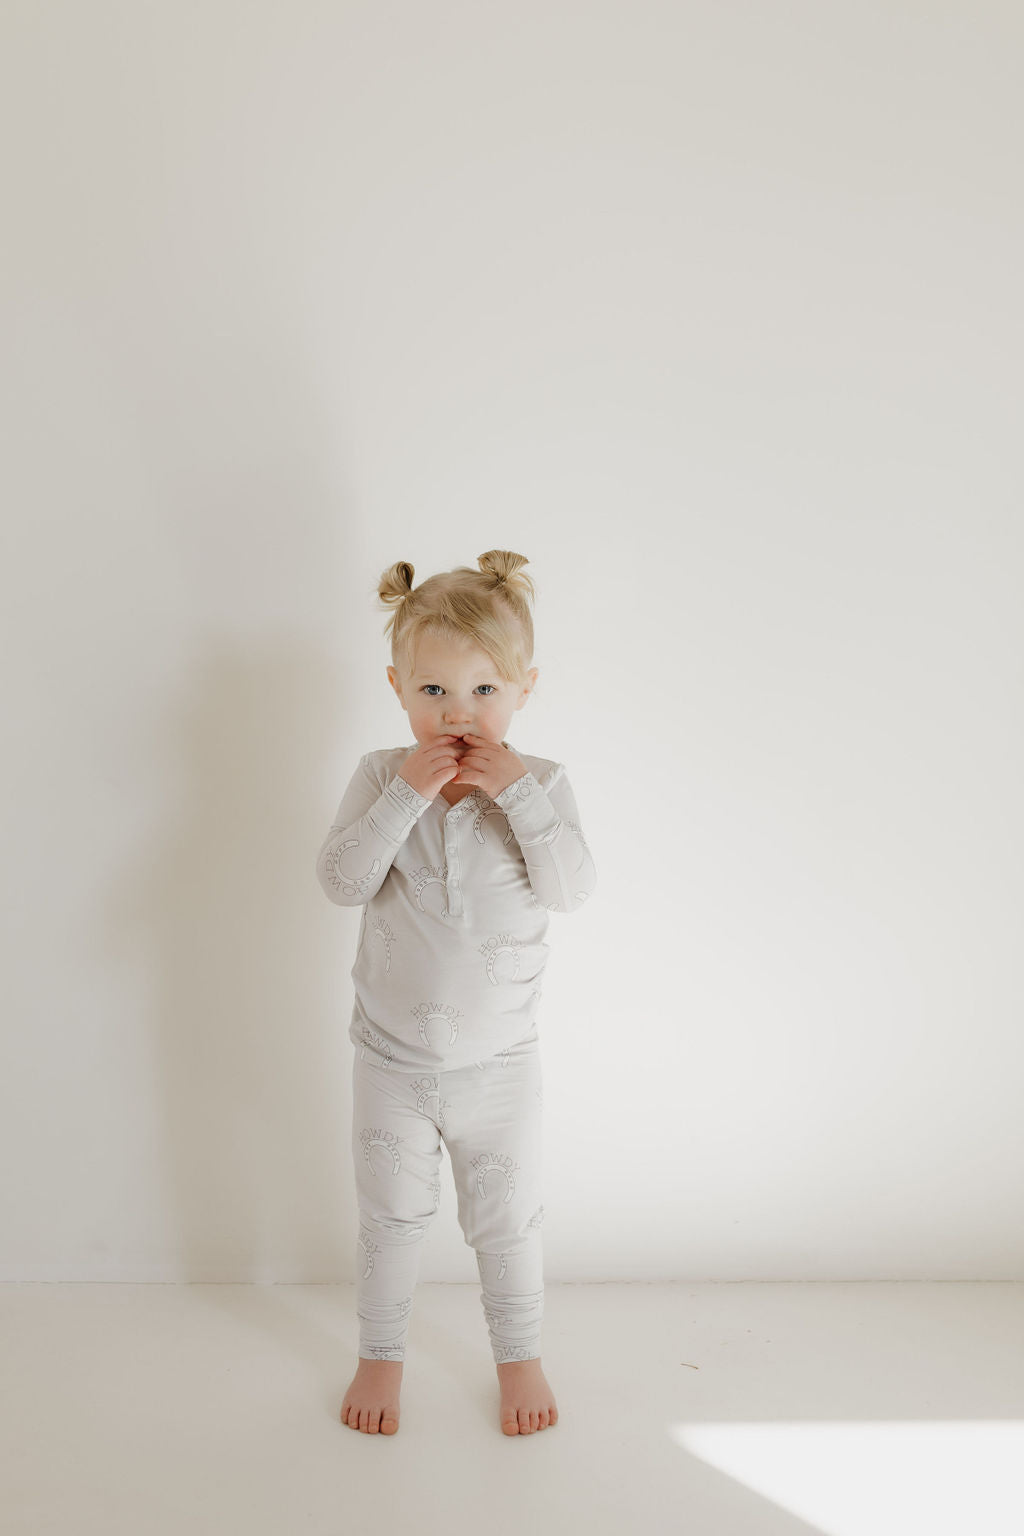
left=387, top=633, right=538, bottom=755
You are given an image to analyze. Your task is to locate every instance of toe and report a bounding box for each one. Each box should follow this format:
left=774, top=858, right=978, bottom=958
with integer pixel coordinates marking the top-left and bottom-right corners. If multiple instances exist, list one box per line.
left=381, top=1411, right=399, bottom=1435
left=519, top=1409, right=533, bottom=1434
left=501, top=1407, right=520, bottom=1435
left=368, top=1409, right=380, bottom=1433
left=537, top=1408, right=549, bottom=1429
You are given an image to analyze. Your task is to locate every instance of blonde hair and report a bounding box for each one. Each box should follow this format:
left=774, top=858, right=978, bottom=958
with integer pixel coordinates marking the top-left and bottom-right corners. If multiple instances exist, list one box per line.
left=377, top=549, right=536, bottom=684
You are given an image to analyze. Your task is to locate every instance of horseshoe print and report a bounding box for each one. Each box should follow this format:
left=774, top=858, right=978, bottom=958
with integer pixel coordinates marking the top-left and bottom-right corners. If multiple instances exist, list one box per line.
left=471, top=1152, right=520, bottom=1203
left=370, top=914, right=396, bottom=973
left=359, top=1026, right=394, bottom=1069
left=470, top=805, right=515, bottom=847
left=359, top=1127, right=402, bottom=1175
left=326, top=838, right=382, bottom=899
left=411, top=1001, right=463, bottom=1048
left=401, top=862, right=447, bottom=912
left=357, top=1223, right=382, bottom=1278
left=478, top=933, right=523, bottom=985
left=477, top=1250, right=510, bottom=1282
left=411, top=1075, right=451, bottom=1130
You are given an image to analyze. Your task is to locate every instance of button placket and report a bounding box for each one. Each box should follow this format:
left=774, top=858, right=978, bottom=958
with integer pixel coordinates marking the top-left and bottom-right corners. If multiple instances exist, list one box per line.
left=444, top=803, right=464, bottom=917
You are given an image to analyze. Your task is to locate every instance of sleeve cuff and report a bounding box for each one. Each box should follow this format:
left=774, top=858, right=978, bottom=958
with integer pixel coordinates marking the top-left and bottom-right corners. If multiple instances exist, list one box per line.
left=365, top=772, right=433, bottom=843
left=493, top=771, right=560, bottom=843
left=389, top=773, right=433, bottom=814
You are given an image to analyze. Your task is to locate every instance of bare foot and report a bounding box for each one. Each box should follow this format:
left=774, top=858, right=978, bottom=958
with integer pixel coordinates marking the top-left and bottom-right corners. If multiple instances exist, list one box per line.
left=340, top=1357, right=402, bottom=1435
left=496, top=1357, right=559, bottom=1435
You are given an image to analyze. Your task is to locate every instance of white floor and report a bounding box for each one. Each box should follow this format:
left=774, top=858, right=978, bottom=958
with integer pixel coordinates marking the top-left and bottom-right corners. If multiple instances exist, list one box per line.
left=4, top=1281, right=1024, bottom=1536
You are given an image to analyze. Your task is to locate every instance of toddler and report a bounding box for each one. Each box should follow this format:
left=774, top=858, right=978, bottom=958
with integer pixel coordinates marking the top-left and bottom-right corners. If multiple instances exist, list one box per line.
left=316, top=548, right=597, bottom=1436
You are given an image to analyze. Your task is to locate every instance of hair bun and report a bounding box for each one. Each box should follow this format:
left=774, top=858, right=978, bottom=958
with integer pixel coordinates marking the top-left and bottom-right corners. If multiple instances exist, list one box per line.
left=377, top=560, right=416, bottom=608
left=477, top=549, right=529, bottom=589
left=377, top=549, right=536, bottom=685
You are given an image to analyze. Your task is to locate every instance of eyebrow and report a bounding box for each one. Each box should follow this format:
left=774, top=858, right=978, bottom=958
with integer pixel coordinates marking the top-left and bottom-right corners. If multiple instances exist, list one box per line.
left=412, top=674, right=498, bottom=682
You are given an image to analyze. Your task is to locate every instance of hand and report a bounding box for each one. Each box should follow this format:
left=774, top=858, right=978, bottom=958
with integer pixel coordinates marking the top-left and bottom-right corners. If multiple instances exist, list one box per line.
left=397, top=735, right=465, bottom=800
left=450, top=732, right=528, bottom=799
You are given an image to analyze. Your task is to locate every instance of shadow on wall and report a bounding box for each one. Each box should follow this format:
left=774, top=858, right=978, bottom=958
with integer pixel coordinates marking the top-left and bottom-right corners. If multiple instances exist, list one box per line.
left=98, top=637, right=362, bottom=1284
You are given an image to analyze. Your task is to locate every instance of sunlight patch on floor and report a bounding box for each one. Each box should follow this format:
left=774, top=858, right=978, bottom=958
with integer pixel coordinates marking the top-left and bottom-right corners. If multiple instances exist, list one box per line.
left=670, top=1420, right=1024, bottom=1536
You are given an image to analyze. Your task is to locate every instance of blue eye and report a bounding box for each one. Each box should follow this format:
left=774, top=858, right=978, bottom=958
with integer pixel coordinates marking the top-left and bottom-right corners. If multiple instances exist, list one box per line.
left=421, top=684, right=496, bottom=697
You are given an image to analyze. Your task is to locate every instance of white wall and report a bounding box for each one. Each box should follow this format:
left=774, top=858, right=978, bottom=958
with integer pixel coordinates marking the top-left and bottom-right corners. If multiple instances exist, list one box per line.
left=2, top=1, right=1020, bottom=1283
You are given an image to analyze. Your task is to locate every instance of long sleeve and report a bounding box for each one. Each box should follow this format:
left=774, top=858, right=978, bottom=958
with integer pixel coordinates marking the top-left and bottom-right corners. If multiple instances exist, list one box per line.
left=316, top=755, right=432, bottom=906
left=493, top=763, right=597, bottom=913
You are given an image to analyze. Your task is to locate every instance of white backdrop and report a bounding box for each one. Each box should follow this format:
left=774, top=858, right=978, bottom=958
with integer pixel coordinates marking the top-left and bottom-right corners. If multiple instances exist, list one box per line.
left=1, top=1, right=1020, bottom=1283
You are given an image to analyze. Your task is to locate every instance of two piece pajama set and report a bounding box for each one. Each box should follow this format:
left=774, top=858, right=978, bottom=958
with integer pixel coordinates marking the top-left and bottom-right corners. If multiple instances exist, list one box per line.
left=315, top=741, right=596, bottom=1363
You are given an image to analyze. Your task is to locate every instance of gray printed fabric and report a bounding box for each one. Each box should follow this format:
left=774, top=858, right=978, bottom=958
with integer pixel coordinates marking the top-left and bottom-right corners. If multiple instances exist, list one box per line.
left=351, top=1037, right=546, bottom=1363
left=316, top=741, right=597, bottom=1072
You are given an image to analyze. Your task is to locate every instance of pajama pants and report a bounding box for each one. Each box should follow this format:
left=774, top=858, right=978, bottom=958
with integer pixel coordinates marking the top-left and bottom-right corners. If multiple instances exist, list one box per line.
left=351, top=1030, right=545, bottom=1364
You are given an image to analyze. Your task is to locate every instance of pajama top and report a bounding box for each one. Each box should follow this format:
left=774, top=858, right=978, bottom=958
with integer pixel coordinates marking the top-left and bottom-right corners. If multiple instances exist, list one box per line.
left=315, top=740, right=597, bottom=1071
